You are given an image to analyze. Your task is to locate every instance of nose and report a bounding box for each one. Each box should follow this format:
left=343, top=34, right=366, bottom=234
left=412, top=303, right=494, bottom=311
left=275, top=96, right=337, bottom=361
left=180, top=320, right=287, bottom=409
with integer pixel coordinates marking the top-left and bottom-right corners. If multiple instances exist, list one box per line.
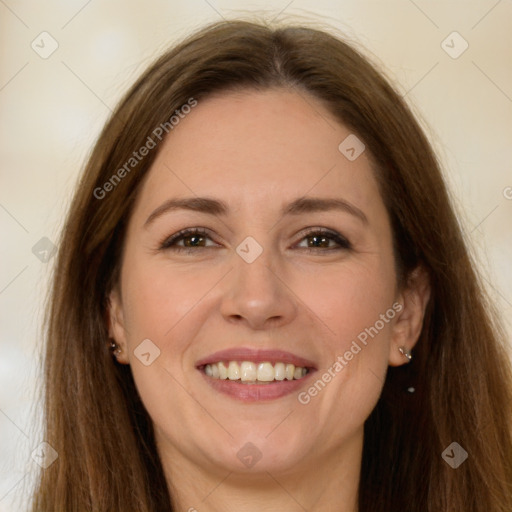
left=219, top=244, right=298, bottom=331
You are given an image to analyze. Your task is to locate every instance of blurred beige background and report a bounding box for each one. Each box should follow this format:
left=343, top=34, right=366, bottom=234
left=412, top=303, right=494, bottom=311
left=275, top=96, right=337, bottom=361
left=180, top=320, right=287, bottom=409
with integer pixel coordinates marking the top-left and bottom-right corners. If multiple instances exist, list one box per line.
left=1, top=1, right=511, bottom=510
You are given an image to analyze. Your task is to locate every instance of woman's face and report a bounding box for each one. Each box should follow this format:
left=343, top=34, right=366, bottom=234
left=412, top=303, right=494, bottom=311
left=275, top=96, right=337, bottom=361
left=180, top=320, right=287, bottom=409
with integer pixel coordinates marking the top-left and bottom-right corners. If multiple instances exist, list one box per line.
left=109, top=88, right=414, bottom=476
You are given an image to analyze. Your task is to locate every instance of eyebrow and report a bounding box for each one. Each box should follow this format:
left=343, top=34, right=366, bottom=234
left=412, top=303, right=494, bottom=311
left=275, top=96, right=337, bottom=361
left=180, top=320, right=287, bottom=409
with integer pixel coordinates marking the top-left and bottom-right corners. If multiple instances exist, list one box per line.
left=144, top=196, right=368, bottom=228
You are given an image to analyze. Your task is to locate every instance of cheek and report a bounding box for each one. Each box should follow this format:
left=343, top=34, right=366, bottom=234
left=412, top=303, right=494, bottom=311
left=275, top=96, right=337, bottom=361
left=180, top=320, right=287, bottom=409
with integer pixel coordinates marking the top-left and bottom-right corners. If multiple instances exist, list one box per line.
left=121, top=256, right=217, bottom=343
left=293, top=256, right=396, bottom=423
left=118, top=256, right=198, bottom=408
left=121, top=241, right=397, bottom=371
left=295, top=257, right=397, bottom=350
left=118, top=258, right=209, bottom=440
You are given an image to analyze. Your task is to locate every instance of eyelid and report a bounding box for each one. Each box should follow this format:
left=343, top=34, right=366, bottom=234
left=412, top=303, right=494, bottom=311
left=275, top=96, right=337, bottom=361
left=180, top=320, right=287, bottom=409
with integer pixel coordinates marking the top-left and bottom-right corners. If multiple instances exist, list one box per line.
left=159, top=227, right=217, bottom=249
left=158, top=226, right=352, bottom=252
left=297, top=227, right=352, bottom=250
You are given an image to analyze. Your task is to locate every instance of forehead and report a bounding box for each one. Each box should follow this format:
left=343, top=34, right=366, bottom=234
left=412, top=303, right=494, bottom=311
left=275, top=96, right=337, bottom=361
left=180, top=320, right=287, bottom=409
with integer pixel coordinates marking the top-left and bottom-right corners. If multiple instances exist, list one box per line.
left=133, top=88, right=383, bottom=222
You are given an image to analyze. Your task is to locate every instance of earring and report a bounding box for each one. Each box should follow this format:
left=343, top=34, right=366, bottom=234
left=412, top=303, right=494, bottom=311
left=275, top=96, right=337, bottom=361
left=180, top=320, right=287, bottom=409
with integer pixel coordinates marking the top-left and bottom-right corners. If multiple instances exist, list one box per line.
left=398, top=346, right=412, bottom=362
left=110, top=339, right=121, bottom=357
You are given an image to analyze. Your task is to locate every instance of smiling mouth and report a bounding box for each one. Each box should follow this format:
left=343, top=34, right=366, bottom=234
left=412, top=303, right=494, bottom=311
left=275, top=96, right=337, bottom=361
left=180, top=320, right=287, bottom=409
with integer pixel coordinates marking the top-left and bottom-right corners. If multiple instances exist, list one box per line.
left=199, top=360, right=311, bottom=384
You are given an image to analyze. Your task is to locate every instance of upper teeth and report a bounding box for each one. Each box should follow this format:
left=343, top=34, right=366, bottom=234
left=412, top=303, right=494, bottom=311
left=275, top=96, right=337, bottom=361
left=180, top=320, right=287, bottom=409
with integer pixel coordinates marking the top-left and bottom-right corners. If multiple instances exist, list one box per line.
left=204, top=361, right=308, bottom=382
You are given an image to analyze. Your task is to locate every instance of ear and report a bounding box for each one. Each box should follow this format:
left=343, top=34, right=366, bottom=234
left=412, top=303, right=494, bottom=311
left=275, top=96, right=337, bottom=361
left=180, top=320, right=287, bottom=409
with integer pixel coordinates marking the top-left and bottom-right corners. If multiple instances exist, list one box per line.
left=388, top=265, right=431, bottom=367
left=107, top=287, right=130, bottom=364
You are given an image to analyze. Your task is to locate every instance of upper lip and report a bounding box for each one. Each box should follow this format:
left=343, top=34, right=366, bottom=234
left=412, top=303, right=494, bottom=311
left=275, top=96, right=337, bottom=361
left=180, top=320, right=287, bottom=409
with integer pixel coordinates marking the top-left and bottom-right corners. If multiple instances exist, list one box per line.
left=195, top=347, right=316, bottom=369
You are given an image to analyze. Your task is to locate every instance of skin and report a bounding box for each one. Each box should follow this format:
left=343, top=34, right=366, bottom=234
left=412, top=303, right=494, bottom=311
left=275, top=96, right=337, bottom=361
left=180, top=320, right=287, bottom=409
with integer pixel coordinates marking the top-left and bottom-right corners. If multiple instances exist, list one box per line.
left=108, top=88, right=430, bottom=512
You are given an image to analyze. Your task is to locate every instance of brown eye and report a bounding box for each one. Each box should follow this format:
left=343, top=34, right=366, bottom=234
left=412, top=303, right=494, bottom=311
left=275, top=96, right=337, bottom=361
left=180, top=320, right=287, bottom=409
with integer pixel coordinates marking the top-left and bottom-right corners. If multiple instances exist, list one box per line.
left=159, top=227, right=351, bottom=254
left=160, top=228, right=217, bottom=252
left=296, top=228, right=352, bottom=252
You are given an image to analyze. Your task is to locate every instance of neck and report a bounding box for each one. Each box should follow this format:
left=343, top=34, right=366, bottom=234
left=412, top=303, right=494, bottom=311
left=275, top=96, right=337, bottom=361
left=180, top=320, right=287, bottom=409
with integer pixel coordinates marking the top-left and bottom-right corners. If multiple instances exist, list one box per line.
left=158, top=432, right=362, bottom=512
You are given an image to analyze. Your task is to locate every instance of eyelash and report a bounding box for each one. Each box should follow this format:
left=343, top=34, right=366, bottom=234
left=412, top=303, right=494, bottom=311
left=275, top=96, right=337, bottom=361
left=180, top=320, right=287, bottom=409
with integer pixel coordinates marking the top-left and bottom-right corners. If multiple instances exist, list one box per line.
left=158, top=227, right=352, bottom=254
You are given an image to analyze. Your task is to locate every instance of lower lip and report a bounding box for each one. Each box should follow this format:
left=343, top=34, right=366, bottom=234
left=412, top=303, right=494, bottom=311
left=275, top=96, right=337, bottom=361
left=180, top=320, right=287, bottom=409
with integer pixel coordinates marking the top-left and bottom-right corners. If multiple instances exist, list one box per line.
left=199, top=370, right=314, bottom=402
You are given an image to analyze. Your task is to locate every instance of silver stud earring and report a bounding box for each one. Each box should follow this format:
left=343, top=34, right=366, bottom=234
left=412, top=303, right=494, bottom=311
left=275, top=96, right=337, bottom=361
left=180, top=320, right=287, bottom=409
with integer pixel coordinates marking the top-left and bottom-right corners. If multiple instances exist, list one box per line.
left=110, top=339, right=121, bottom=357
left=398, top=346, right=412, bottom=362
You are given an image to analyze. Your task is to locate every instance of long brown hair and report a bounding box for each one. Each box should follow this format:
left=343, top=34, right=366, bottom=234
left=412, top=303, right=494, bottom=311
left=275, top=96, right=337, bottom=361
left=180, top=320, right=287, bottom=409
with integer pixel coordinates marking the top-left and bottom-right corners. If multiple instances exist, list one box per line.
left=31, top=19, right=512, bottom=511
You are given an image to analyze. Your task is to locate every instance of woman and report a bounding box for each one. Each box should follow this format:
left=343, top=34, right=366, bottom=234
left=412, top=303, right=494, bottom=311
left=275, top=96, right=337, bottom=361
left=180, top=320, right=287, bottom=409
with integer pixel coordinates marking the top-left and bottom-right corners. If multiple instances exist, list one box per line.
left=31, top=19, right=512, bottom=511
